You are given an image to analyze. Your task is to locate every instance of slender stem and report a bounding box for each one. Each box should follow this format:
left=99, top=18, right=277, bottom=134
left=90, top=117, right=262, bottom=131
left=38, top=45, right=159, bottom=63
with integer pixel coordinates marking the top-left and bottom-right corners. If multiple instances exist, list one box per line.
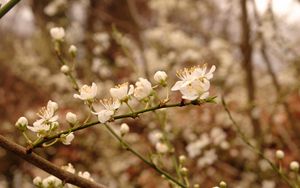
left=29, top=98, right=215, bottom=150
left=22, top=132, right=32, bottom=144
left=221, top=97, right=294, bottom=187
left=0, top=0, right=20, bottom=19
left=0, top=135, right=106, bottom=188
left=103, top=123, right=186, bottom=188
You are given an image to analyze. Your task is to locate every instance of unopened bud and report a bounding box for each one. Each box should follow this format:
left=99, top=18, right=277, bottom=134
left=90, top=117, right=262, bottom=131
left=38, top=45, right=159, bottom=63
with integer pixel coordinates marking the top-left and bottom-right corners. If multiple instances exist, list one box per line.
left=15, top=117, right=28, bottom=131
left=60, top=65, right=70, bottom=74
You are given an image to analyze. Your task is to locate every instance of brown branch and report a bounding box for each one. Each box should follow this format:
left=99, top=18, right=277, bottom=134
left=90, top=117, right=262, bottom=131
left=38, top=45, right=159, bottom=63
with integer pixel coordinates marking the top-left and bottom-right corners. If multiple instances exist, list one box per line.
left=239, top=0, right=261, bottom=137
left=0, top=134, right=106, bottom=188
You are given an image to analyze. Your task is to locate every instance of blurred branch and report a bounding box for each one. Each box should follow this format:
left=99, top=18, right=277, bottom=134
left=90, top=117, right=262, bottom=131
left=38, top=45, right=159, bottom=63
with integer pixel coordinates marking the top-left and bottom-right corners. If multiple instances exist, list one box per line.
left=0, top=0, right=20, bottom=19
left=239, top=0, right=262, bottom=138
left=221, top=97, right=294, bottom=187
left=0, top=134, right=106, bottom=188
left=251, top=0, right=300, bottom=156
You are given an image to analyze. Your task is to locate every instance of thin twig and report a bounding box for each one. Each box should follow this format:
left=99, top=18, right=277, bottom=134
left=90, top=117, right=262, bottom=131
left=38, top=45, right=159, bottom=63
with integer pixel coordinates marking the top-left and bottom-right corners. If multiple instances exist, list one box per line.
left=221, top=97, right=294, bottom=187
left=0, top=0, right=20, bottom=19
left=0, top=135, right=106, bottom=188
left=29, top=98, right=215, bottom=151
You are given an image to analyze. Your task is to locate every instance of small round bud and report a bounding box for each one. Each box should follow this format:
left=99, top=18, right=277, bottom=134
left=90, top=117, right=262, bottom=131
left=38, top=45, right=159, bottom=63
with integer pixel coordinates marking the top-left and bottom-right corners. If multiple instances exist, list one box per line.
left=179, top=155, right=187, bottom=164
left=155, top=142, right=168, bottom=154
left=180, top=167, right=188, bottom=176
left=15, top=117, right=28, bottom=131
left=193, top=184, right=200, bottom=188
left=33, top=176, right=42, bottom=185
left=60, top=65, right=70, bottom=74
left=154, top=71, right=167, bottom=85
left=50, top=27, right=65, bottom=41
left=290, top=161, right=299, bottom=172
left=69, top=45, right=77, bottom=57
left=120, top=123, right=130, bottom=136
left=220, top=181, right=227, bottom=188
left=66, top=112, right=77, bottom=126
left=61, top=132, right=75, bottom=145
left=276, top=150, right=285, bottom=160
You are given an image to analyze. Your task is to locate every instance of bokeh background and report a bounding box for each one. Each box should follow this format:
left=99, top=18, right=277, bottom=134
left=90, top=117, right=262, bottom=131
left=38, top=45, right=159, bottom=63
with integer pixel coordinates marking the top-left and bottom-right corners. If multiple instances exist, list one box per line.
left=0, top=0, right=300, bottom=187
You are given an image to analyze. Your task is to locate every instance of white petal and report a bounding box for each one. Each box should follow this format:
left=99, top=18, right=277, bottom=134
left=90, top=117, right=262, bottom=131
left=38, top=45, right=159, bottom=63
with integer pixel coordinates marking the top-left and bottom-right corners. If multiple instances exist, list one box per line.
left=171, top=81, right=184, bottom=91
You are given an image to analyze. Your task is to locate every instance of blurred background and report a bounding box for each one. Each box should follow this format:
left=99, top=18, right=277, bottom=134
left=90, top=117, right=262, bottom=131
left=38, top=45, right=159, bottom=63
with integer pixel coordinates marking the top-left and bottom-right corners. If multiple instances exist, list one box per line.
left=0, top=0, right=300, bottom=187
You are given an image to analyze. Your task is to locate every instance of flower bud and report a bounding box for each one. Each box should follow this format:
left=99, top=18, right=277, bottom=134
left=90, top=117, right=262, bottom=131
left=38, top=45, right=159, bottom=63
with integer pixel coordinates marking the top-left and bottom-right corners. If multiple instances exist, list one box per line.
left=154, top=71, right=167, bottom=85
left=66, top=112, right=77, bottom=125
left=155, top=142, right=168, bottom=154
left=61, top=132, right=75, bottom=145
left=179, top=155, right=186, bottom=164
left=60, top=65, right=70, bottom=74
left=69, top=45, right=77, bottom=57
left=50, top=27, right=65, bottom=41
left=220, top=181, right=227, bottom=188
left=33, top=176, right=42, bottom=185
left=290, top=161, right=299, bottom=172
left=275, top=150, right=285, bottom=160
left=180, top=167, right=188, bottom=176
left=120, top=123, right=130, bottom=136
left=193, top=184, right=200, bottom=188
left=15, top=117, right=28, bottom=131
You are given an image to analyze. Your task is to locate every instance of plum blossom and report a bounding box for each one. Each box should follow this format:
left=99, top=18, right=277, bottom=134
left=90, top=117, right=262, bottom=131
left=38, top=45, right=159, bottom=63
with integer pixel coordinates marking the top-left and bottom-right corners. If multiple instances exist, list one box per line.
left=27, top=100, right=59, bottom=135
left=120, top=123, right=130, bottom=136
left=134, top=78, right=153, bottom=100
left=50, top=27, right=65, bottom=41
left=74, top=83, right=97, bottom=101
left=154, top=71, right=167, bottom=84
left=60, top=132, right=75, bottom=145
left=66, top=112, right=77, bottom=125
left=110, top=82, right=134, bottom=101
left=171, top=64, right=216, bottom=100
left=94, top=98, right=121, bottom=123
left=15, top=117, right=28, bottom=131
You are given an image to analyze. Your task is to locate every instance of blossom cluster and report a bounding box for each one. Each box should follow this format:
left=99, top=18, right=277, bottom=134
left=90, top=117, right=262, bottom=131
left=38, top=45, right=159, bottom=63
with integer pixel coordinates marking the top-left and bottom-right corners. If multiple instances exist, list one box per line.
left=33, top=163, right=94, bottom=188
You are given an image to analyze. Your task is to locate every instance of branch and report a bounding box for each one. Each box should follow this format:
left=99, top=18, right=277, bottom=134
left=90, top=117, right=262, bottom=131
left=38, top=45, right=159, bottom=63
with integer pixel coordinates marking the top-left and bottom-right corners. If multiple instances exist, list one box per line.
left=0, top=0, right=20, bottom=19
left=0, top=134, right=106, bottom=188
left=29, top=98, right=215, bottom=151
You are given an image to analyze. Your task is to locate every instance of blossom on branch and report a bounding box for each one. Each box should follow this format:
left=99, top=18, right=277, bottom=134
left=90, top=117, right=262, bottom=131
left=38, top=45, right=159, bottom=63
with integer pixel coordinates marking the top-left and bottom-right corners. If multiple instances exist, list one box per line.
left=171, top=64, right=216, bottom=100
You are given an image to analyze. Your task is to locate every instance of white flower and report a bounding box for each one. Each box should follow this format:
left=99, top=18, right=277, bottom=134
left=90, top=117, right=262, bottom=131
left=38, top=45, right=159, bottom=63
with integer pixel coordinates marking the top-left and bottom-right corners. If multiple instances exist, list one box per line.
left=33, top=176, right=42, bottom=185
left=78, top=171, right=94, bottom=181
left=197, top=149, right=217, bottom=167
left=275, top=150, right=285, bottom=160
left=155, top=142, right=168, bottom=154
left=94, top=98, right=121, bottom=123
left=100, top=98, right=121, bottom=111
left=290, top=161, right=299, bottom=171
left=60, top=132, right=75, bottom=145
left=62, top=163, right=76, bottom=174
left=42, top=175, right=62, bottom=187
left=110, top=82, right=134, bottom=101
left=28, top=100, right=59, bottom=134
left=74, top=83, right=97, bottom=101
left=154, top=71, right=167, bottom=84
left=120, top=123, right=130, bottom=136
left=171, top=65, right=216, bottom=100
left=50, top=27, right=65, bottom=41
left=96, top=110, right=114, bottom=123
left=60, top=65, right=70, bottom=74
left=69, top=45, right=77, bottom=56
left=134, top=78, right=153, bottom=100
left=66, top=112, right=77, bottom=125
left=15, top=117, right=28, bottom=130
left=186, top=133, right=210, bottom=158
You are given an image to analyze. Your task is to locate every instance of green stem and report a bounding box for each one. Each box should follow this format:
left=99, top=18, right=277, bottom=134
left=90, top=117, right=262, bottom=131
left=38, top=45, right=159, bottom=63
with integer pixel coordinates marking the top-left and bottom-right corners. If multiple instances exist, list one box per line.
left=103, top=123, right=186, bottom=188
left=222, top=97, right=294, bottom=187
left=30, top=98, right=215, bottom=150
left=0, top=0, right=20, bottom=19
left=22, top=132, right=32, bottom=144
